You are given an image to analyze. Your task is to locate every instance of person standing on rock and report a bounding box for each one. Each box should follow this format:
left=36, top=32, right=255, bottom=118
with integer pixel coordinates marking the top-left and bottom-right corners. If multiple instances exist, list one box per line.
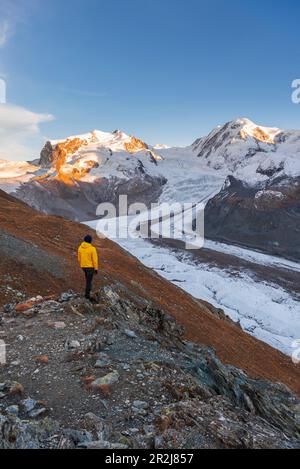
left=78, top=235, right=98, bottom=300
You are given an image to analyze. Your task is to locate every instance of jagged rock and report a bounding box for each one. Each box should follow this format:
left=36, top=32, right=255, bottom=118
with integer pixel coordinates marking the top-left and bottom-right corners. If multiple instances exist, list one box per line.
left=132, top=407, right=148, bottom=417
left=138, top=306, right=184, bottom=343
left=78, top=440, right=128, bottom=449
left=6, top=405, right=19, bottom=416
left=28, top=408, right=47, bottom=419
left=102, top=286, right=121, bottom=306
left=64, top=339, right=81, bottom=351
left=21, top=398, right=37, bottom=413
left=91, top=371, right=120, bottom=387
left=131, top=401, right=149, bottom=417
left=132, top=400, right=148, bottom=410
left=62, top=429, right=93, bottom=447
left=39, top=140, right=54, bottom=167
left=60, top=292, right=75, bottom=302
left=0, top=415, right=60, bottom=449
left=95, top=353, right=111, bottom=368
left=68, top=298, right=95, bottom=316
left=188, top=348, right=300, bottom=438
left=84, top=413, right=111, bottom=440
left=156, top=397, right=300, bottom=449
left=257, top=159, right=284, bottom=177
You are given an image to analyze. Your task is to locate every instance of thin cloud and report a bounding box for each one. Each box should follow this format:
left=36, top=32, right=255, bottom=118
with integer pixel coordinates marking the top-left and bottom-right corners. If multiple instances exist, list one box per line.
left=60, top=87, right=107, bottom=98
left=0, top=20, right=10, bottom=47
left=0, top=103, right=54, bottom=161
left=0, top=0, right=38, bottom=48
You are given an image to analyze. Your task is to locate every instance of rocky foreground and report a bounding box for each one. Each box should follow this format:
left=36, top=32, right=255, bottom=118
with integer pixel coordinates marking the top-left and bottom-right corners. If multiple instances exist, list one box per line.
left=0, top=286, right=299, bottom=449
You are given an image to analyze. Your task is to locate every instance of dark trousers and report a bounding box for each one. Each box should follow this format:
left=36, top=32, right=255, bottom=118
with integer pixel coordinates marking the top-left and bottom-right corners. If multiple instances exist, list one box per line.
left=82, top=268, right=95, bottom=298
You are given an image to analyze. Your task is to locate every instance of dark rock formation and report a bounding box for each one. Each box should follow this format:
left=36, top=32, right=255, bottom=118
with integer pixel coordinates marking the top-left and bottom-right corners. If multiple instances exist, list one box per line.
left=204, top=175, right=300, bottom=261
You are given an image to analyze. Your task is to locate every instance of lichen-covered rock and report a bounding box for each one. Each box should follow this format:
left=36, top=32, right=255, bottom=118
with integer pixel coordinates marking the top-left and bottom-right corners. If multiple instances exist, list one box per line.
left=91, top=371, right=120, bottom=387
left=188, top=348, right=300, bottom=438
left=0, top=415, right=60, bottom=449
left=155, top=398, right=300, bottom=449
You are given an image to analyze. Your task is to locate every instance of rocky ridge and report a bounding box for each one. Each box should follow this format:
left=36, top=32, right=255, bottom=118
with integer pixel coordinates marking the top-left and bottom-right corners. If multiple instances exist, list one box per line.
left=0, top=286, right=299, bottom=449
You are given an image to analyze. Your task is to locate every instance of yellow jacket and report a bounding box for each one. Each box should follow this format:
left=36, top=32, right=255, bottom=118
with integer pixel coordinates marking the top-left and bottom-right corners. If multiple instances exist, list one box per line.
left=78, top=242, right=98, bottom=270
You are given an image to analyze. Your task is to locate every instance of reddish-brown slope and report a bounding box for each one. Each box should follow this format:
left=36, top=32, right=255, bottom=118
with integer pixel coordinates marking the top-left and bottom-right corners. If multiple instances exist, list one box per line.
left=0, top=190, right=299, bottom=395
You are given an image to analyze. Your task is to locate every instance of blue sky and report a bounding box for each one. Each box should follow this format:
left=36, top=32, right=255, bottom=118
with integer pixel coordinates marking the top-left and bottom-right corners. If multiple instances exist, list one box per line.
left=1, top=0, right=300, bottom=158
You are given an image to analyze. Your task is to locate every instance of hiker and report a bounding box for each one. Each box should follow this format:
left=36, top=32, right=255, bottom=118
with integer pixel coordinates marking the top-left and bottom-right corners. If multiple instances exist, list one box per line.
left=78, top=235, right=98, bottom=300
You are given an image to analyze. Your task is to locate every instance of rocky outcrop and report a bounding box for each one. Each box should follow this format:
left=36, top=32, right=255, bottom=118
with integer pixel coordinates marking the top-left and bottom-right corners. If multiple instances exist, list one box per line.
left=124, top=136, right=148, bottom=153
left=155, top=397, right=299, bottom=449
left=204, top=175, right=300, bottom=261
left=0, top=287, right=299, bottom=449
left=39, top=136, right=92, bottom=169
left=39, top=141, right=54, bottom=168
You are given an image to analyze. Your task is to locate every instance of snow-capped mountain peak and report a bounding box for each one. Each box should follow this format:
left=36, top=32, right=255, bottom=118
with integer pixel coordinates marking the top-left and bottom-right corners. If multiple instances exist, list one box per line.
left=39, top=129, right=150, bottom=170
left=192, top=117, right=281, bottom=152
left=236, top=117, right=281, bottom=144
left=0, top=117, right=299, bottom=218
left=191, top=117, right=300, bottom=180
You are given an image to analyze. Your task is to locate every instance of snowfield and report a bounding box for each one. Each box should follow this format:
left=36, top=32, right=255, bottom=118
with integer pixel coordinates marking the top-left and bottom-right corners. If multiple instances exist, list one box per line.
left=0, top=159, right=38, bottom=192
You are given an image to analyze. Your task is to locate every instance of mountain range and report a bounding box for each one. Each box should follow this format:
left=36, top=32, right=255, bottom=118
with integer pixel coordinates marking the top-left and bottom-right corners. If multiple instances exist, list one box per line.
left=0, top=117, right=299, bottom=259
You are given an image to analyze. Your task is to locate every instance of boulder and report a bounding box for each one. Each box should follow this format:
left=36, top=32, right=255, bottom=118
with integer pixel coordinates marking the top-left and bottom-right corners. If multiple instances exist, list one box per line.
left=91, top=371, right=120, bottom=387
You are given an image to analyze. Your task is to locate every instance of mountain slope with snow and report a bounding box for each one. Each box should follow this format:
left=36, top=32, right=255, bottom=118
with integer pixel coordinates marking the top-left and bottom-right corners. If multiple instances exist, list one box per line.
left=0, top=117, right=299, bottom=258
left=0, top=117, right=299, bottom=257
left=0, top=117, right=300, bottom=220
left=7, top=130, right=166, bottom=220
left=192, top=117, right=300, bottom=182
left=0, top=159, right=39, bottom=192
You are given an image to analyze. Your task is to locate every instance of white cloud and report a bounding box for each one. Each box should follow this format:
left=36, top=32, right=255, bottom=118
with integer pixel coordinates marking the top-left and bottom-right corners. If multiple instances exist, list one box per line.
left=0, top=2, right=50, bottom=161
left=0, top=20, right=10, bottom=47
left=0, top=103, right=54, bottom=161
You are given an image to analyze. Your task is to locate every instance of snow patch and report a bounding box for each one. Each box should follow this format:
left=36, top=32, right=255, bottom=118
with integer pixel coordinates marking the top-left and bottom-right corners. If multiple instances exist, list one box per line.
left=255, top=190, right=285, bottom=200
